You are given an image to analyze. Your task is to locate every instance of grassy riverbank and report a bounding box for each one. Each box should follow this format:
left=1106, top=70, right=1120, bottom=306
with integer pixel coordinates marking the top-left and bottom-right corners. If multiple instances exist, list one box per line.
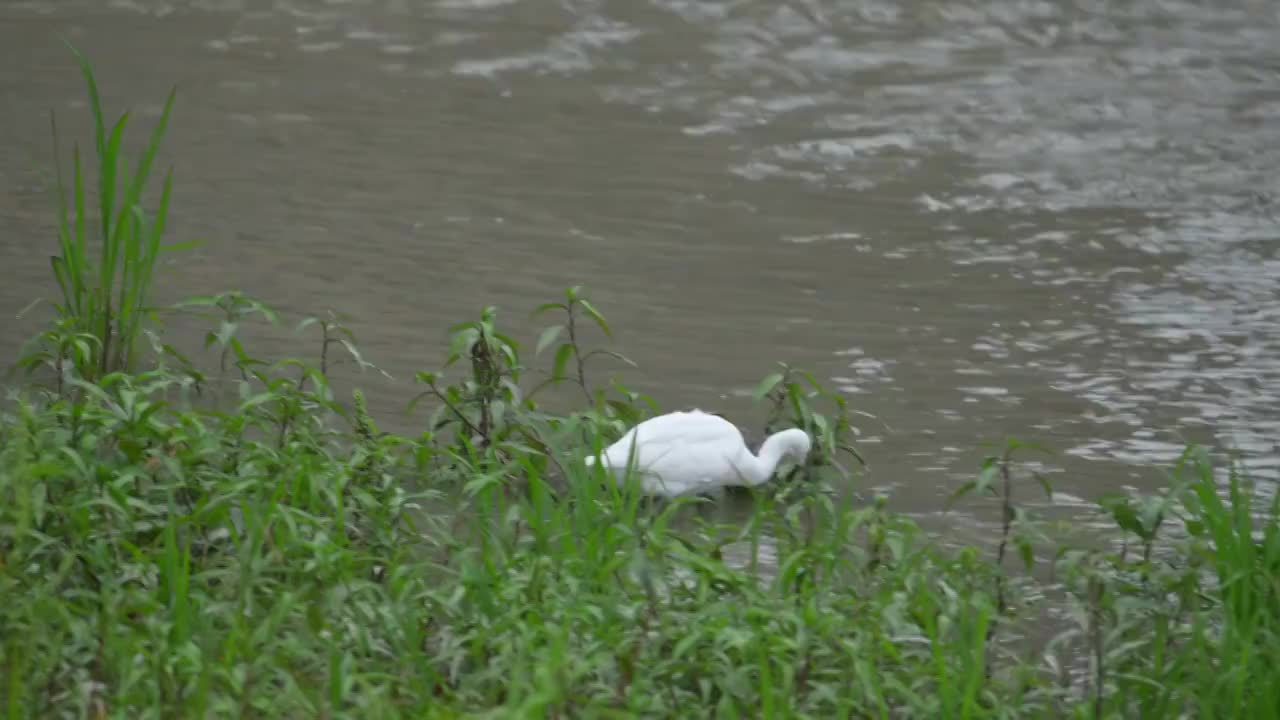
left=2, top=46, right=1278, bottom=719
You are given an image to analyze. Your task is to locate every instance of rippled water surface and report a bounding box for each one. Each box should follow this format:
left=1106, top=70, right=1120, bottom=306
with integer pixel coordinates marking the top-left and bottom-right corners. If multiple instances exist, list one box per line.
left=2, top=0, right=1278, bottom=536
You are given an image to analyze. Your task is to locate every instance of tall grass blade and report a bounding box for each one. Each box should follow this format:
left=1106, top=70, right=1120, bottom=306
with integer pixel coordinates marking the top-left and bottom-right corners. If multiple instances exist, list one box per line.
left=28, top=42, right=183, bottom=381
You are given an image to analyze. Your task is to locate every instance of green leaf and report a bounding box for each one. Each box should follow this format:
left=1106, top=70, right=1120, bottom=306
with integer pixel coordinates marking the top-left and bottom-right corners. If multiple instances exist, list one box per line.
left=812, top=413, right=831, bottom=446
left=159, top=238, right=204, bottom=253
left=447, top=327, right=480, bottom=363
left=463, top=473, right=504, bottom=497
left=1100, top=493, right=1144, bottom=537
left=63, top=37, right=113, bottom=242
left=406, top=390, right=434, bottom=415
left=531, top=302, right=567, bottom=318
left=552, top=344, right=574, bottom=381
left=578, top=299, right=612, bottom=338
left=237, top=392, right=279, bottom=412
left=447, top=319, right=479, bottom=334
left=946, top=480, right=978, bottom=509
left=673, top=631, right=703, bottom=659
left=492, top=331, right=521, bottom=358
left=776, top=549, right=808, bottom=593
left=582, top=348, right=638, bottom=368
left=786, top=383, right=811, bottom=428
left=974, top=462, right=1000, bottom=496
left=796, top=369, right=826, bottom=393
left=1033, top=472, right=1054, bottom=501
left=752, top=372, right=785, bottom=402
left=837, top=442, right=865, bottom=466
left=1017, top=537, right=1034, bottom=571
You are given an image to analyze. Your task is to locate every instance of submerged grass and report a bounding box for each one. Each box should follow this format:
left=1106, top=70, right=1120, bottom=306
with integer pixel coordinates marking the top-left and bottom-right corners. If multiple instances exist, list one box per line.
left=4, top=45, right=1280, bottom=719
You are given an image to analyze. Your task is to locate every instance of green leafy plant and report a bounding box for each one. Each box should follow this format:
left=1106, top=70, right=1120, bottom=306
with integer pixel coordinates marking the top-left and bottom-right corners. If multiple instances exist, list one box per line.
left=529, top=285, right=634, bottom=404
left=949, top=438, right=1055, bottom=614
left=752, top=363, right=863, bottom=492
left=412, top=305, right=522, bottom=451
left=18, top=40, right=198, bottom=386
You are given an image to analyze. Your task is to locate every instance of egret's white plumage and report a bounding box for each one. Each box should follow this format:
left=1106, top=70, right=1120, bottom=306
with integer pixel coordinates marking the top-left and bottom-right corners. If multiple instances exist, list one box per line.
left=584, top=410, right=812, bottom=498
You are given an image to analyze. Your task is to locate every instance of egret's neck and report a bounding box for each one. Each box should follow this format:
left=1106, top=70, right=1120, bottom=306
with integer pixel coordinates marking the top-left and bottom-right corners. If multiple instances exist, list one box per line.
left=741, top=432, right=798, bottom=486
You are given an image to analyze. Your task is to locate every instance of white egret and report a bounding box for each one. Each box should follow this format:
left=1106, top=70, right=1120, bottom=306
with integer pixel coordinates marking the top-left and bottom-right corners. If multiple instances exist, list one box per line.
left=584, top=410, right=812, bottom=498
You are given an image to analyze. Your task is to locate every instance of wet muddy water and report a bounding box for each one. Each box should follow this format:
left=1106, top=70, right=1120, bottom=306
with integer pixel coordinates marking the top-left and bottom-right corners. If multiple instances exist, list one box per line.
left=2, top=0, right=1278, bottom=543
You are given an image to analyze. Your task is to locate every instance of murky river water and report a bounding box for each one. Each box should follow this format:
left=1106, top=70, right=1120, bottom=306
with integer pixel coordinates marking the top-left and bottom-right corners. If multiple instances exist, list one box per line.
left=2, top=0, right=1278, bottom=543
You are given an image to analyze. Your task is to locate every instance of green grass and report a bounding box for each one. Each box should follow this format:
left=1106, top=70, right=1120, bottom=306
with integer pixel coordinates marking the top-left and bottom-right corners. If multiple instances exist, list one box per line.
left=3, top=44, right=1280, bottom=719
left=17, top=38, right=194, bottom=390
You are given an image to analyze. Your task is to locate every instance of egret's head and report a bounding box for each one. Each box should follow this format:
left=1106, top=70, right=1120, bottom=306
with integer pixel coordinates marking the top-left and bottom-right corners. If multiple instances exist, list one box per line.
left=773, top=428, right=812, bottom=463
